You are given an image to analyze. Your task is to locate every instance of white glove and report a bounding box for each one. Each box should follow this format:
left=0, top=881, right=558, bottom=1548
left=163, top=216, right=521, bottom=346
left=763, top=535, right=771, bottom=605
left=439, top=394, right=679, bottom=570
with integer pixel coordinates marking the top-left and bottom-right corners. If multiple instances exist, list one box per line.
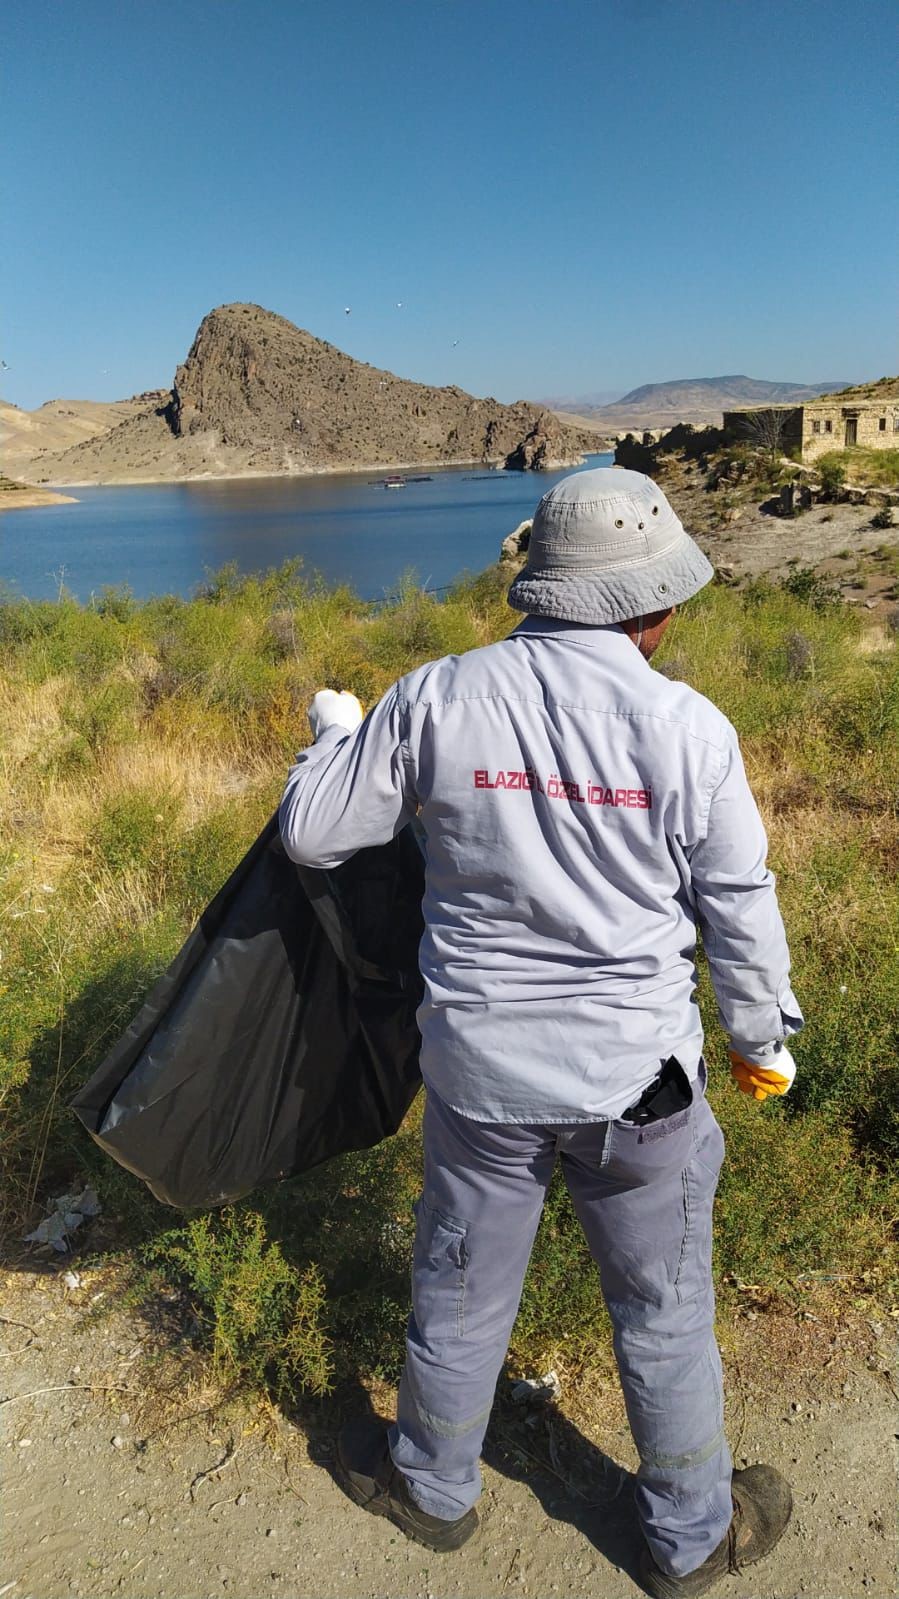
left=729, top=1041, right=797, bottom=1102
left=307, top=689, right=364, bottom=741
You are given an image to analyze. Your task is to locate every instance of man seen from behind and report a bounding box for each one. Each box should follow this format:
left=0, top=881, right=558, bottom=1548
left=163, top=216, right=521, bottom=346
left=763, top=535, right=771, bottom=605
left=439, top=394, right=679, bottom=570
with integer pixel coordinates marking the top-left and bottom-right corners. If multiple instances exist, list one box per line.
left=279, top=468, right=802, bottom=1597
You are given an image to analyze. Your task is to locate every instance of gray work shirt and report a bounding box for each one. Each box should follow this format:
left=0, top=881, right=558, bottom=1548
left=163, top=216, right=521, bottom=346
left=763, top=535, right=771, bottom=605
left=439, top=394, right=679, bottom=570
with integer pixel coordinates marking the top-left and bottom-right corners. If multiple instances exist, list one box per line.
left=279, top=617, right=803, bottom=1122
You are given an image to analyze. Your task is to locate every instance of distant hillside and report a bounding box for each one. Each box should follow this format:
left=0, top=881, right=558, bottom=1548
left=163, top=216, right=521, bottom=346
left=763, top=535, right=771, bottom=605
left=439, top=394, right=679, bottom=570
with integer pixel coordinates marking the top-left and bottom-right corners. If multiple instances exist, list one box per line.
left=540, top=388, right=623, bottom=411
left=16, top=304, right=595, bottom=485
left=552, top=374, right=853, bottom=431
left=612, top=376, right=848, bottom=410
left=0, top=394, right=166, bottom=482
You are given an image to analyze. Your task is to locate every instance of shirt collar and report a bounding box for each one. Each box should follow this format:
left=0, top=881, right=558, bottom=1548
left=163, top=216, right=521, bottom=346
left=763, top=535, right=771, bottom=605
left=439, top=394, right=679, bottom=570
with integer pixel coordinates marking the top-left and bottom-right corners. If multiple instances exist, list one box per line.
left=511, top=616, right=637, bottom=649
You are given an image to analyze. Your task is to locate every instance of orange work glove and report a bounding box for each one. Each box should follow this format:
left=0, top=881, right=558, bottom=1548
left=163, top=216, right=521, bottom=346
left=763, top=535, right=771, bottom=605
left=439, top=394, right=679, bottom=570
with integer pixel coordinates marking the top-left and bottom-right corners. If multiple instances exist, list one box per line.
left=729, top=1044, right=797, bottom=1101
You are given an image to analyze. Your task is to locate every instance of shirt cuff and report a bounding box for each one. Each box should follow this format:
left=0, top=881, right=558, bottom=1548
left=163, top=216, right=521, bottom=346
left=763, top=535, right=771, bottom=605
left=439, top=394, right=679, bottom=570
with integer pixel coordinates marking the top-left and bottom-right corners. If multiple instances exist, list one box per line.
left=724, top=984, right=804, bottom=1061
left=729, top=985, right=804, bottom=1063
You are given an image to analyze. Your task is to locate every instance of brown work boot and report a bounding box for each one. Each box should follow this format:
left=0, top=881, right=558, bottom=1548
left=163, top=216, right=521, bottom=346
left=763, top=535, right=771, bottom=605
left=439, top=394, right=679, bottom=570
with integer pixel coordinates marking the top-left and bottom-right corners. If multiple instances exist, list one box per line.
left=638, top=1465, right=793, bottom=1597
left=335, top=1416, right=478, bottom=1553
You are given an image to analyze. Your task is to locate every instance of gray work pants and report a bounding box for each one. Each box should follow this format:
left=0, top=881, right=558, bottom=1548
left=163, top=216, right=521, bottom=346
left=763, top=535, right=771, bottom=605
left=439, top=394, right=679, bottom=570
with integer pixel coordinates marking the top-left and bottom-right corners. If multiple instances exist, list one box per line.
left=389, top=1075, right=733, bottom=1578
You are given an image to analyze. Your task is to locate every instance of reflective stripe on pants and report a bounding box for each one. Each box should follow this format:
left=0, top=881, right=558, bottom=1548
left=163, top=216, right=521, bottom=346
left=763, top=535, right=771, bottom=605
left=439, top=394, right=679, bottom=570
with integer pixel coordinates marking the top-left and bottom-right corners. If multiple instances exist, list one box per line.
left=389, top=1081, right=732, bottom=1578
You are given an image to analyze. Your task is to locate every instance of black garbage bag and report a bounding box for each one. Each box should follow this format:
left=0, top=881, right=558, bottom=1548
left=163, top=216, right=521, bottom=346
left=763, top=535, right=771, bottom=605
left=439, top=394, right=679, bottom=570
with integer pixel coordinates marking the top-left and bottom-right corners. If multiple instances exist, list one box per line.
left=70, top=817, right=425, bottom=1209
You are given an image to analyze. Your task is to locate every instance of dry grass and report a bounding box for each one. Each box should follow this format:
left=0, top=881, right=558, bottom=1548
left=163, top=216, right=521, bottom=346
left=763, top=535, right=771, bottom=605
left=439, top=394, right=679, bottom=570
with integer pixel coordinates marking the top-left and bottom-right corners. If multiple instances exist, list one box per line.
left=1, top=563, right=896, bottom=1395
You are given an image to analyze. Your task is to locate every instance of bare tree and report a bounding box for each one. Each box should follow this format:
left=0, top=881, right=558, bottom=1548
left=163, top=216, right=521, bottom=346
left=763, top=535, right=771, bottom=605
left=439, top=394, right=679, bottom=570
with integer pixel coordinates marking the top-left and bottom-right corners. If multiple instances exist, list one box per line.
left=733, top=406, right=798, bottom=462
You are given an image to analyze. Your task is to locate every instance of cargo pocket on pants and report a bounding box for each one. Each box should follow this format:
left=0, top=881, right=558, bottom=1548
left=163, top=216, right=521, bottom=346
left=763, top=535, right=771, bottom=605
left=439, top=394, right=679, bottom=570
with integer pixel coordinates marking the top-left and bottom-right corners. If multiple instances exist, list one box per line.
left=411, top=1199, right=470, bottom=1340
left=675, top=1106, right=725, bottom=1306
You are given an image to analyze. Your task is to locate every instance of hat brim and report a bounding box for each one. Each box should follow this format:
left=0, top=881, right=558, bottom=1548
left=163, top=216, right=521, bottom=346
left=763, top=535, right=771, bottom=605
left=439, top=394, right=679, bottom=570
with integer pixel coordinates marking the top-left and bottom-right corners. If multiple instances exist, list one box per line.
left=507, top=532, right=714, bottom=626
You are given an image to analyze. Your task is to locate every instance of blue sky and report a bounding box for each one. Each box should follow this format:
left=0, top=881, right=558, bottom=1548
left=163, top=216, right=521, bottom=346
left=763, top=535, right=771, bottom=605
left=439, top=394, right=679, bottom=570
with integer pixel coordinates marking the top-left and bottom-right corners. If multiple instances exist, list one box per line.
left=4, top=0, right=896, bottom=409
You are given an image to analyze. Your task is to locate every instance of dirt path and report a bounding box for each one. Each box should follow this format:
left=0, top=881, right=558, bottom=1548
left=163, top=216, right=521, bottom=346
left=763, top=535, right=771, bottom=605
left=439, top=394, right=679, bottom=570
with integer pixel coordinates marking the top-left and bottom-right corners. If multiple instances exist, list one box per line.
left=2, top=1270, right=896, bottom=1599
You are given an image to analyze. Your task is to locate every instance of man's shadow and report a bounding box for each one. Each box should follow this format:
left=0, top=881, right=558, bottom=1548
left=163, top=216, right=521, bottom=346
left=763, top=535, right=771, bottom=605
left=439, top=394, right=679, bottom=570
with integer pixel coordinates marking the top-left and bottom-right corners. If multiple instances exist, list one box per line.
left=484, top=1387, right=641, bottom=1578
left=283, top=1372, right=645, bottom=1590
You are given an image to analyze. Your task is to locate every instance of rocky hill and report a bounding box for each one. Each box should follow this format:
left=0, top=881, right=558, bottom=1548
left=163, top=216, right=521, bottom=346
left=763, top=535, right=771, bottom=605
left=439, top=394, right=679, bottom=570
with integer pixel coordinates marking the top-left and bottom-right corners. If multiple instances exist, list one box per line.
left=18, top=305, right=595, bottom=485
left=553, top=374, right=852, bottom=431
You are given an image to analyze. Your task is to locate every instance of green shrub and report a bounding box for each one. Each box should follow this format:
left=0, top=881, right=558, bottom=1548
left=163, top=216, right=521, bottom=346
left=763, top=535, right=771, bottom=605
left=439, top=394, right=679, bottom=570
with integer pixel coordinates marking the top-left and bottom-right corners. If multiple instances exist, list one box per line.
left=64, top=676, right=141, bottom=753
left=367, top=579, right=448, bottom=675
left=818, top=458, right=846, bottom=496
left=94, top=586, right=137, bottom=623
left=779, top=567, right=840, bottom=611
left=814, top=448, right=899, bottom=490
left=146, top=1209, right=332, bottom=1397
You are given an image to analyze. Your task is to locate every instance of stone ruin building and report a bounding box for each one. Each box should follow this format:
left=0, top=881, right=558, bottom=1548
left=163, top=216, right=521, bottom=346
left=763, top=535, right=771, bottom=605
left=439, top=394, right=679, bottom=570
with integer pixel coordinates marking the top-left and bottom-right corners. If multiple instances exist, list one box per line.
left=723, top=389, right=899, bottom=462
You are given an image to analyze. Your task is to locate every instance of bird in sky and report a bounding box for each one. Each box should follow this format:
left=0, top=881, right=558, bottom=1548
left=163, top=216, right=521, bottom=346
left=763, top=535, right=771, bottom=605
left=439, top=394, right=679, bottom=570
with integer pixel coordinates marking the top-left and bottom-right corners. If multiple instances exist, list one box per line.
left=344, top=306, right=352, bottom=316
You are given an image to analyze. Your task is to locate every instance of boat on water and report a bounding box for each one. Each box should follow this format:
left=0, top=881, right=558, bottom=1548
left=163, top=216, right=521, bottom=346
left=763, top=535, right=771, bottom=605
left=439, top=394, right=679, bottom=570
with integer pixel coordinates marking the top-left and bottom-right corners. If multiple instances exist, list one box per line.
left=365, top=473, right=434, bottom=489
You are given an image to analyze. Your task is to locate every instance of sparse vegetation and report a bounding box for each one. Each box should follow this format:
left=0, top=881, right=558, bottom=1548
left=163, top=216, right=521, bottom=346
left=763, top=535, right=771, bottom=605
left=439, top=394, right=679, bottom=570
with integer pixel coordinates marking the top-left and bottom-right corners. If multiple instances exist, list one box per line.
left=816, top=448, right=899, bottom=490
left=825, top=377, right=899, bottom=404
left=818, top=457, right=847, bottom=497
left=1, top=563, right=897, bottom=1398
left=778, top=567, right=841, bottom=610
left=143, top=1210, right=333, bottom=1397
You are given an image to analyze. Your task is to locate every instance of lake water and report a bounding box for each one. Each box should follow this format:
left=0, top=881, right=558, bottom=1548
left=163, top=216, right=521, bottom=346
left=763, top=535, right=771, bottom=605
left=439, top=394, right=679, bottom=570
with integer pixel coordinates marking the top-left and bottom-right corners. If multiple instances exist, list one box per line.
left=0, top=454, right=613, bottom=603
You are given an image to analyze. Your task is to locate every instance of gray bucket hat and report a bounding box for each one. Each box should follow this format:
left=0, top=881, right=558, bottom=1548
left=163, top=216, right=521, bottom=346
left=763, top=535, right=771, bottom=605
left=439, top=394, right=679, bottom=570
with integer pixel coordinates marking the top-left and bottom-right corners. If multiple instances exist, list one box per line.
left=507, top=467, right=714, bottom=626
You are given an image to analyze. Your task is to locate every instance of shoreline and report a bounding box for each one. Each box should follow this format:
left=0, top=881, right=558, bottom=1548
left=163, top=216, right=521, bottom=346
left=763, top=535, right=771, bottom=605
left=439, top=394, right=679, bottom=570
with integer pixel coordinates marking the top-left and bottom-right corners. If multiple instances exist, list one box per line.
left=0, top=486, right=79, bottom=511
left=39, top=449, right=604, bottom=491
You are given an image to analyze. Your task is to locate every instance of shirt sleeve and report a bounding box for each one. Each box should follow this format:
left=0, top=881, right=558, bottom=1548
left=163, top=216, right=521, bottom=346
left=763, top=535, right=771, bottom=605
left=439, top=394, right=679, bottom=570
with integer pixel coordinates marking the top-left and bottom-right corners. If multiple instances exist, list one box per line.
left=279, top=683, right=417, bottom=869
left=688, top=730, right=804, bottom=1048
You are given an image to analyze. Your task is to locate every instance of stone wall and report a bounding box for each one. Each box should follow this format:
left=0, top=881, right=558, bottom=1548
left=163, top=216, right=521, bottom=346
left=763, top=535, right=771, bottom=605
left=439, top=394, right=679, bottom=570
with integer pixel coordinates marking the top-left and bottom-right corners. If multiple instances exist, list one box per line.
left=801, top=399, right=899, bottom=460
left=724, top=399, right=899, bottom=462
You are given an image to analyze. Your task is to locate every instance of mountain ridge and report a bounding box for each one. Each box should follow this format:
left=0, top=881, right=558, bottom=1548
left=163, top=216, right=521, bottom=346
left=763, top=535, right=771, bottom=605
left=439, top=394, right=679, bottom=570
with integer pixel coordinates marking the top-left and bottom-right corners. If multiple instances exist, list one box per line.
left=551, top=374, right=854, bottom=430
left=9, top=304, right=595, bottom=485
left=614, top=375, right=849, bottom=407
